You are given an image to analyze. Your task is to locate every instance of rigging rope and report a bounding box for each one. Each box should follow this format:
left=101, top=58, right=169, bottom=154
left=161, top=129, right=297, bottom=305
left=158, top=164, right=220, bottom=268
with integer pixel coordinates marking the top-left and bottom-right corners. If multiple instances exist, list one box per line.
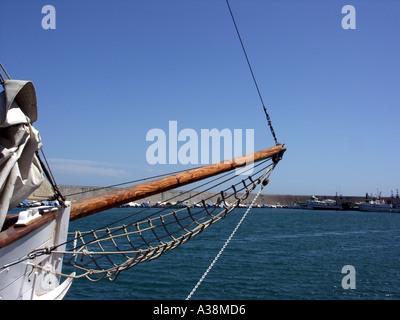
left=62, top=166, right=207, bottom=198
left=3, top=4, right=286, bottom=285
left=226, top=0, right=279, bottom=145
left=20, top=159, right=278, bottom=282
left=186, top=183, right=264, bottom=300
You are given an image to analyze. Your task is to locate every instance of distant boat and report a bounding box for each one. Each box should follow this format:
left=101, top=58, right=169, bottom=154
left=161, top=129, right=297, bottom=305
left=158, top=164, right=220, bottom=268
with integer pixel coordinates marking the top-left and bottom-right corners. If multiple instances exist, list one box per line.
left=120, top=202, right=141, bottom=207
left=288, top=202, right=307, bottom=209
left=357, top=196, right=400, bottom=213
left=307, top=196, right=343, bottom=210
left=357, top=191, right=400, bottom=213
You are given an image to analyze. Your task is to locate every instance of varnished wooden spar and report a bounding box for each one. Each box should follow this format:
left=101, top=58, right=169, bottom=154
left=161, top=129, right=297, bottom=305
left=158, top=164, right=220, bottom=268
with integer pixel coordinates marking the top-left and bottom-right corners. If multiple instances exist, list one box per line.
left=69, top=144, right=286, bottom=221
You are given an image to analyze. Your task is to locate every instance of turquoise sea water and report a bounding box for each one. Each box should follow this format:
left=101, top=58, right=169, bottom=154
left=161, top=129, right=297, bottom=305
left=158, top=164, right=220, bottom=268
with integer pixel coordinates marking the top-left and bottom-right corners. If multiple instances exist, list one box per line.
left=62, top=207, right=400, bottom=300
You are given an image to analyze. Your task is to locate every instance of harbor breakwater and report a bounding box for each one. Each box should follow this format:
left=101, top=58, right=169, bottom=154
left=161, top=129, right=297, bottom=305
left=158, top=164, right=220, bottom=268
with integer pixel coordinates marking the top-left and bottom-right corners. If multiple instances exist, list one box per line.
left=59, top=185, right=370, bottom=207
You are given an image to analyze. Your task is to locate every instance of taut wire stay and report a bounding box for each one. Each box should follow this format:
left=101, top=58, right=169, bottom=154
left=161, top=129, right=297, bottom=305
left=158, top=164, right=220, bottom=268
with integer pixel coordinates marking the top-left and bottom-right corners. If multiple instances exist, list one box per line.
left=12, top=2, right=286, bottom=287
left=226, top=0, right=279, bottom=145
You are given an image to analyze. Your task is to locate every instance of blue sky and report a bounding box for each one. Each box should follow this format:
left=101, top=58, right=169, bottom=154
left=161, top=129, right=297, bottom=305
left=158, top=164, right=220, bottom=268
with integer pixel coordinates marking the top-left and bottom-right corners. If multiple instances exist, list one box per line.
left=1, top=0, right=399, bottom=197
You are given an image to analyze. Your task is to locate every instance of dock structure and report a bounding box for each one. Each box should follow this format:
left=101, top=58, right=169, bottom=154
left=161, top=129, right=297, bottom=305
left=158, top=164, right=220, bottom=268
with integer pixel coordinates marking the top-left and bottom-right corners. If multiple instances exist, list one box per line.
left=58, top=185, right=370, bottom=208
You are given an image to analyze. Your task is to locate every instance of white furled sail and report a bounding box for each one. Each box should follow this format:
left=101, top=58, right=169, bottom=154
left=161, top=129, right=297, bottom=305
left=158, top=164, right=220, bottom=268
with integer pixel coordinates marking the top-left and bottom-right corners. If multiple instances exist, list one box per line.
left=0, top=80, right=43, bottom=230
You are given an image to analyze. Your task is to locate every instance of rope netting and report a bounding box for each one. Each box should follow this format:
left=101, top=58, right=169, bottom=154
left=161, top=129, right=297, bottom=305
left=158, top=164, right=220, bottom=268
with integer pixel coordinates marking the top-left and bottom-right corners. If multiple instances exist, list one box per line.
left=2, top=1, right=285, bottom=286
left=44, top=158, right=278, bottom=282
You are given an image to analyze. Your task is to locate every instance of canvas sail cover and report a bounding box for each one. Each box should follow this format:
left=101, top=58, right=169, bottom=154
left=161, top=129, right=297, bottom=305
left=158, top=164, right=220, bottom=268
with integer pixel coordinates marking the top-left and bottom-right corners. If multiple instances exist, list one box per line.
left=0, top=80, right=44, bottom=230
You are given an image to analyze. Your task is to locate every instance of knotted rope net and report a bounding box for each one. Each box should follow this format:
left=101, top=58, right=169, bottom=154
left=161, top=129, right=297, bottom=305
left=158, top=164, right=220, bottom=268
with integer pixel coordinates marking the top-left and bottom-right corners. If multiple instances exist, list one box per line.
left=40, top=158, right=278, bottom=282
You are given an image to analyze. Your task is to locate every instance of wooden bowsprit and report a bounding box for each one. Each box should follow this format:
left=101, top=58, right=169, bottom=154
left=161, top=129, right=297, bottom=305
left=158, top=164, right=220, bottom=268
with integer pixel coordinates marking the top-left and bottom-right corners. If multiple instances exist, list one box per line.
left=43, top=147, right=285, bottom=282
left=69, top=144, right=286, bottom=222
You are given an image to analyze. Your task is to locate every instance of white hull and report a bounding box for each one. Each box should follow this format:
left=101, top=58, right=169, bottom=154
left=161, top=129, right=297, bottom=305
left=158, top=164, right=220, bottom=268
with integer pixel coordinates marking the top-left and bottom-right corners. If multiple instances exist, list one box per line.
left=358, top=203, right=400, bottom=213
left=307, top=198, right=342, bottom=210
left=0, top=202, right=73, bottom=300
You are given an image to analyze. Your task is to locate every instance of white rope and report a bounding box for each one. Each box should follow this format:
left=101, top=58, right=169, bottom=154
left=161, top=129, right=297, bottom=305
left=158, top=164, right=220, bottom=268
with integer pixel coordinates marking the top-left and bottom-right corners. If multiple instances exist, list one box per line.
left=185, top=185, right=264, bottom=300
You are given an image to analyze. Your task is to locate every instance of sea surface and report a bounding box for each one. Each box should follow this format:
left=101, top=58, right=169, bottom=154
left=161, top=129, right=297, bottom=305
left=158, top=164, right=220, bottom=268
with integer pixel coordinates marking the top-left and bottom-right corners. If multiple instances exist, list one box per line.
left=61, top=207, right=400, bottom=300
